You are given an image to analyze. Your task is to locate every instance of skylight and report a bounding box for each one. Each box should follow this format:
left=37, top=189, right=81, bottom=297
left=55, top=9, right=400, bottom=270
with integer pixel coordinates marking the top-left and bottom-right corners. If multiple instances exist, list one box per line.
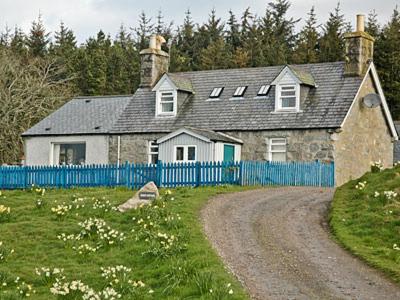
left=209, top=87, right=224, bottom=98
left=233, top=86, right=247, bottom=97
left=257, top=85, right=271, bottom=96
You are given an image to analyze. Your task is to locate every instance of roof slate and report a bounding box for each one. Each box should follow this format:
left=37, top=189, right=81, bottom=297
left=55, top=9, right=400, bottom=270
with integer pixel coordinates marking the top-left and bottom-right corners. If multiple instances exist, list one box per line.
left=168, top=73, right=194, bottom=93
left=111, top=61, right=362, bottom=133
left=23, top=62, right=363, bottom=137
left=22, top=96, right=131, bottom=136
left=182, top=127, right=242, bottom=144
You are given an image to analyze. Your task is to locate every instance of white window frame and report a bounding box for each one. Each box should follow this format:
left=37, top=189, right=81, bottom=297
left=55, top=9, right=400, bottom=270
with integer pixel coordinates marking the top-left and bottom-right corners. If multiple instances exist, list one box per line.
left=148, top=141, right=159, bottom=164
left=174, top=145, right=197, bottom=162
left=156, top=89, right=177, bottom=117
left=275, top=84, right=300, bottom=112
left=233, top=86, right=247, bottom=97
left=267, top=138, right=287, bottom=162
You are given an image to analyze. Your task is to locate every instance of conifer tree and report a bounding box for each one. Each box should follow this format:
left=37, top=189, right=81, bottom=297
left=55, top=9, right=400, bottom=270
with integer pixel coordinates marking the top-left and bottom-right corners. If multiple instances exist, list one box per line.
left=199, top=37, right=231, bottom=70
left=134, top=11, right=154, bottom=50
left=374, top=8, right=400, bottom=118
left=26, top=14, right=50, bottom=57
left=365, top=10, right=380, bottom=37
left=53, top=22, right=77, bottom=56
left=293, top=7, right=319, bottom=64
left=10, top=26, right=26, bottom=56
left=319, top=3, right=346, bottom=62
left=226, top=10, right=241, bottom=51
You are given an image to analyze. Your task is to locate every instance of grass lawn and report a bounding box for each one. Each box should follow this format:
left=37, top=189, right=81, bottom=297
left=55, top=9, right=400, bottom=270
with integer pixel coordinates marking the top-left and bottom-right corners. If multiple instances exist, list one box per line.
left=330, top=164, right=400, bottom=283
left=0, top=185, right=251, bottom=299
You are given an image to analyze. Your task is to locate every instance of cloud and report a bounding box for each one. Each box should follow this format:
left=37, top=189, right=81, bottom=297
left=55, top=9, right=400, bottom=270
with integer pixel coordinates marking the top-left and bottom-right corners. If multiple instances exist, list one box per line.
left=0, top=0, right=397, bottom=42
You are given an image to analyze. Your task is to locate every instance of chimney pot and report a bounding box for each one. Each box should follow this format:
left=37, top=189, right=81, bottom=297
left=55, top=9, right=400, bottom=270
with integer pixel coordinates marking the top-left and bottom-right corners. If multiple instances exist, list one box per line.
left=139, top=35, right=169, bottom=88
left=356, top=14, right=365, bottom=32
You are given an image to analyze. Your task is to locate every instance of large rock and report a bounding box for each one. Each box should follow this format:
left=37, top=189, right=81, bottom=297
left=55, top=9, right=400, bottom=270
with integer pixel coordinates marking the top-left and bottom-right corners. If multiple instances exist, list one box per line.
left=118, top=181, right=159, bottom=212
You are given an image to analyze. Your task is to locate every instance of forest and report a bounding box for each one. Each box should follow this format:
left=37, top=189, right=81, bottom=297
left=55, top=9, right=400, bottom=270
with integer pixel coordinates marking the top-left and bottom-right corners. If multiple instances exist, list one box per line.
left=0, top=0, right=400, bottom=164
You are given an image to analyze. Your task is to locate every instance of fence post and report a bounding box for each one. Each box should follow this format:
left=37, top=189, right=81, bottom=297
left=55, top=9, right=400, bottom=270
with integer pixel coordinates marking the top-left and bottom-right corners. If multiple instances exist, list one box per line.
left=195, top=162, right=201, bottom=187
left=156, top=161, right=163, bottom=187
left=238, top=161, right=243, bottom=186
left=331, top=161, right=335, bottom=187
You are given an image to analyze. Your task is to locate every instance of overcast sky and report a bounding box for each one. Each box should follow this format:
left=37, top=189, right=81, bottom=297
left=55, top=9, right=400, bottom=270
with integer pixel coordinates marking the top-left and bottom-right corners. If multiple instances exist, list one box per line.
left=0, top=0, right=399, bottom=42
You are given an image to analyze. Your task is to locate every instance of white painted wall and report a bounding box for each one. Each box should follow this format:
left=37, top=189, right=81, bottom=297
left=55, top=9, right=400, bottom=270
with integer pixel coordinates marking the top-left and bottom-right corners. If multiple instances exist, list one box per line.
left=24, top=135, right=109, bottom=166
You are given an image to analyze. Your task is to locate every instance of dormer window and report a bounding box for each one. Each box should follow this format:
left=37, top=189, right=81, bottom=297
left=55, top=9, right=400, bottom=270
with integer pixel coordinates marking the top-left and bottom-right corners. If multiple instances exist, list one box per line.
left=275, top=84, right=300, bottom=112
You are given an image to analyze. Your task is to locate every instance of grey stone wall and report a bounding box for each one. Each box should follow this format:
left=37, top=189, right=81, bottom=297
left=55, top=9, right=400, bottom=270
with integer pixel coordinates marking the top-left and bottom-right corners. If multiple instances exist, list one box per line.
left=109, top=133, right=164, bottom=164
left=220, top=129, right=333, bottom=161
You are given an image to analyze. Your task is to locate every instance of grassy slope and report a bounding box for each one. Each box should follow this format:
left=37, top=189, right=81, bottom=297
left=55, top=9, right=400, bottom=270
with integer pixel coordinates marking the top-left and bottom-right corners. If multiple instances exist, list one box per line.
left=0, top=186, right=251, bottom=299
left=330, top=166, right=400, bottom=283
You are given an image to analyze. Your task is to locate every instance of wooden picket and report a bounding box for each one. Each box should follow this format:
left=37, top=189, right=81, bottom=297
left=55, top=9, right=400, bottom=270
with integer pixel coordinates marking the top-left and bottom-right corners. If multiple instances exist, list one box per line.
left=0, top=160, right=334, bottom=189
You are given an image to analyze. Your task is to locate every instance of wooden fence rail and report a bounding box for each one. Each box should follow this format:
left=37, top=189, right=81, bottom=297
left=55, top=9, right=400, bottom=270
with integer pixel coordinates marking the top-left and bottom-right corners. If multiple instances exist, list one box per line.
left=0, top=160, right=334, bottom=190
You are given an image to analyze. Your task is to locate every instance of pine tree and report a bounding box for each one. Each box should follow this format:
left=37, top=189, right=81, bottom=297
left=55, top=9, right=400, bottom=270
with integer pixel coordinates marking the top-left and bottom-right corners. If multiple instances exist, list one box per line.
left=53, top=22, right=77, bottom=56
left=293, top=7, right=319, bottom=64
left=134, top=11, right=154, bottom=50
left=9, top=26, right=26, bottom=56
left=26, top=14, right=50, bottom=57
left=170, top=10, right=195, bottom=71
left=226, top=10, right=241, bottom=51
left=268, top=0, right=299, bottom=63
left=374, top=8, right=400, bottom=118
left=366, top=10, right=380, bottom=37
left=319, top=3, right=346, bottom=62
left=199, top=37, right=231, bottom=70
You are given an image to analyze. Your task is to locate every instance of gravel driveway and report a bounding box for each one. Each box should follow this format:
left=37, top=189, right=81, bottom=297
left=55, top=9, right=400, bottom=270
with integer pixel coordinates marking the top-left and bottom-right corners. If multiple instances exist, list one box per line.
left=201, top=187, right=400, bottom=300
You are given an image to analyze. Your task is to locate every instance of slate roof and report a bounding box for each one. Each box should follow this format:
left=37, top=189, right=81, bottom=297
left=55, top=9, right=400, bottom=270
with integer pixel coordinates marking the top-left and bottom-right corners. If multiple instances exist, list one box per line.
left=22, top=96, right=131, bottom=136
left=288, top=65, right=316, bottom=86
left=111, top=61, right=362, bottom=134
left=182, top=127, right=242, bottom=144
left=168, top=74, right=194, bottom=93
left=24, top=61, right=363, bottom=136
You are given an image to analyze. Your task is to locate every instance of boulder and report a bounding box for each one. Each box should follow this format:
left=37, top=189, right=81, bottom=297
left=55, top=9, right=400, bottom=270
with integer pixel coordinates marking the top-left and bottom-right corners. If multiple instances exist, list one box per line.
left=118, top=181, right=159, bottom=212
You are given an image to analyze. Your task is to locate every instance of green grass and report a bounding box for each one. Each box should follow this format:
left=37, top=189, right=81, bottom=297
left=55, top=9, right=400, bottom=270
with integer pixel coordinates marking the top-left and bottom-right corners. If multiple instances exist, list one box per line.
left=330, top=165, right=400, bottom=283
left=0, top=185, right=251, bottom=299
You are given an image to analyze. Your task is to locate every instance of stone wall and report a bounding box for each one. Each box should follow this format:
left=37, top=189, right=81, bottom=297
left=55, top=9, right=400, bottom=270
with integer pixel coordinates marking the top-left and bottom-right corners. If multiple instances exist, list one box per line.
left=333, top=73, right=394, bottom=186
left=109, top=133, right=164, bottom=164
left=222, top=129, right=333, bottom=161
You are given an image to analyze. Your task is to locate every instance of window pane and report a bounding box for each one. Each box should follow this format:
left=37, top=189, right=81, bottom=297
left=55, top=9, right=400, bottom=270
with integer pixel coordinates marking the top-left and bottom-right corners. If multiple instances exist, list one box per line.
left=281, top=86, right=295, bottom=90
left=161, top=102, right=174, bottom=112
left=281, top=97, right=296, bottom=108
left=281, top=90, right=296, bottom=96
left=150, top=154, right=158, bottom=164
left=272, top=152, right=286, bottom=162
left=271, top=138, right=286, bottom=144
left=271, top=144, right=286, bottom=151
left=188, top=146, right=196, bottom=161
left=176, top=147, right=184, bottom=161
left=59, top=144, right=86, bottom=165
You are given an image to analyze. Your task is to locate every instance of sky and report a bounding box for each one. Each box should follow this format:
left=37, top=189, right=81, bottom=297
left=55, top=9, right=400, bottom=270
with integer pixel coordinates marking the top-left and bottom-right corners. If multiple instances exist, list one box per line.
left=0, top=0, right=399, bottom=43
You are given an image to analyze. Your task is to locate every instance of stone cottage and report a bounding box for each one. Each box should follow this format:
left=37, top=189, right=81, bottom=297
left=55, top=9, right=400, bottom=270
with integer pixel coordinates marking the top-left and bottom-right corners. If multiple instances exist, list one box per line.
left=22, top=15, right=397, bottom=185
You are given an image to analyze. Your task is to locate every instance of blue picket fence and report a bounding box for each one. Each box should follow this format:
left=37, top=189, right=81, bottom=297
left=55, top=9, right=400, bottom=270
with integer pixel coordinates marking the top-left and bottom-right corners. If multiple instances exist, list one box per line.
left=0, top=160, right=334, bottom=190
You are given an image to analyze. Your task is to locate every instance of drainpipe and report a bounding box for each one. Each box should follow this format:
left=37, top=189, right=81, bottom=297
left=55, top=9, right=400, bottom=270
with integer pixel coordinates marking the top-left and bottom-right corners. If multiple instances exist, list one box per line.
left=117, top=136, right=121, bottom=184
left=117, top=136, right=121, bottom=167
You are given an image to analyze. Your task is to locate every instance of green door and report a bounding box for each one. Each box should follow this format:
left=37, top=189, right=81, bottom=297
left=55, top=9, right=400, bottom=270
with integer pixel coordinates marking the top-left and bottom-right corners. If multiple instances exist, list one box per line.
left=223, top=145, right=235, bottom=162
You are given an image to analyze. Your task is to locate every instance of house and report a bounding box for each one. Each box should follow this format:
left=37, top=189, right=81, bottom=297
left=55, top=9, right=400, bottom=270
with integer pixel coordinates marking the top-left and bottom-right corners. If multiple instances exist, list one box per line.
left=22, top=15, right=398, bottom=186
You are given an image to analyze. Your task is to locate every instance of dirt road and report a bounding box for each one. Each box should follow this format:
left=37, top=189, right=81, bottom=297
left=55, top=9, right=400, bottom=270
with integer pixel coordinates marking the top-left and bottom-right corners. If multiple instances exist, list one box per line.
left=201, top=187, right=400, bottom=300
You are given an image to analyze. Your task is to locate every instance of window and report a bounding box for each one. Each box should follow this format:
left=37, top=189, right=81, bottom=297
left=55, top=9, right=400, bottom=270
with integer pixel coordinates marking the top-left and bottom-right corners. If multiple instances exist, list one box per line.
left=159, top=91, right=175, bottom=113
left=233, top=86, right=247, bottom=97
left=257, top=85, right=270, bottom=96
left=209, top=87, right=224, bottom=98
left=277, top=85, right=298, bottom=110
left=175, top=145, right=197, bottom=162
left=59, top=143, right=86, bottom=165
left=268, top=138, right=286, bottom=162
left=148, top=141, right=159, bottom=164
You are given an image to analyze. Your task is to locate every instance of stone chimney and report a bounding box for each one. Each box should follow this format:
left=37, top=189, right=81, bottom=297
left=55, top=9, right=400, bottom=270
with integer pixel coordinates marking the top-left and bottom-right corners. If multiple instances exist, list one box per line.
left=139, top=34, right=169, bottom=88
left=344, top=14, right=375, bottom=77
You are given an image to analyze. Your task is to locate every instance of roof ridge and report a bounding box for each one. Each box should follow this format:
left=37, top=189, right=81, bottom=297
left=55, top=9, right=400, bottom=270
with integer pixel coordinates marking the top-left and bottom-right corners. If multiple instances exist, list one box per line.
left=171, top=61, right=345, bottom=76
left=74, top=94, right=133, bottom=100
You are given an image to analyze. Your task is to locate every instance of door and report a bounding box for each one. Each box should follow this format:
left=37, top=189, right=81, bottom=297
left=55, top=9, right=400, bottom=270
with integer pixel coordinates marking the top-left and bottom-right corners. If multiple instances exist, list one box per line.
left=223, top=145, right=235, bottom=162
